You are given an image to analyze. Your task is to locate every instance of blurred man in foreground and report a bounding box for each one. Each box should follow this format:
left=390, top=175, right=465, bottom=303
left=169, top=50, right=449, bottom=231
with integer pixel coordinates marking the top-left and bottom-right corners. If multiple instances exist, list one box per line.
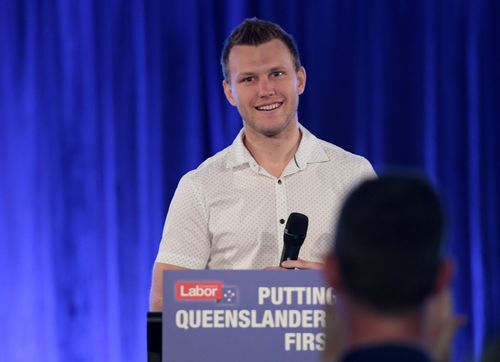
left=324, top=175, right=464, bottom=362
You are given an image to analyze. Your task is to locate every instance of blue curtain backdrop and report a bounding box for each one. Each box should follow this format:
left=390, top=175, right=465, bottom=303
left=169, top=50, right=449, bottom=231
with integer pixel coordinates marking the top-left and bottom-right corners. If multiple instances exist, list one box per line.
left=0, top=0, right=499, bottom=360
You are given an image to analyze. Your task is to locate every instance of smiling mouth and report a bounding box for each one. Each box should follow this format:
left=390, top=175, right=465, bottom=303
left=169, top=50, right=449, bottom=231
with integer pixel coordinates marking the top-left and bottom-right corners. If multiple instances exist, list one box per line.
left=255, top=102, right=283, bottom=111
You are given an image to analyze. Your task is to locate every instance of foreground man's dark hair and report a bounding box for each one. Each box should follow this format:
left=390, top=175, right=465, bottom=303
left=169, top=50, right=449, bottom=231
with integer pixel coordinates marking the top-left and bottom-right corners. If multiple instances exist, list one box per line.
left=334, top=174, right=446, bottom=314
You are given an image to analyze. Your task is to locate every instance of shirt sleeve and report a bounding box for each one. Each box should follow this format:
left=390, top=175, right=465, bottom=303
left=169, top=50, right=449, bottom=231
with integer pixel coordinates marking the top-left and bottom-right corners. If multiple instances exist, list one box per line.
left=154, top=173, right=211, bottom=269
left=338, top=155, right=377, bottom=206
left=359, top=156, right=377, bottom=179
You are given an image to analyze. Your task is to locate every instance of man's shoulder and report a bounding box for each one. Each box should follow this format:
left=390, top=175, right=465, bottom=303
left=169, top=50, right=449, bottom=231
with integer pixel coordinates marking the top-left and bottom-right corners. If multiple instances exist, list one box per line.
left=304, top=133, right=376, bottom=182
left=182, top=144, right=235, bottom=183
left=300, top=125, right=371, bottom=168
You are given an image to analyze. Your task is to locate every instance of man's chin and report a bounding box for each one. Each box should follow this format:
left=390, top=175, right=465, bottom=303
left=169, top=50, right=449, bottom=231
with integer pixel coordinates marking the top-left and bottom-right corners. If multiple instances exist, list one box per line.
left=254, top=126, right=288, bottom=138
left=245, top=119, right=294, bottom=138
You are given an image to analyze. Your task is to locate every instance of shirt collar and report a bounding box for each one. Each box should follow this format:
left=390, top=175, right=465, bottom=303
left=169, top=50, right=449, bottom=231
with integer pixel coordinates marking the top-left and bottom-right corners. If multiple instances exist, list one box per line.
left=225, top=123, right=330, bottom=170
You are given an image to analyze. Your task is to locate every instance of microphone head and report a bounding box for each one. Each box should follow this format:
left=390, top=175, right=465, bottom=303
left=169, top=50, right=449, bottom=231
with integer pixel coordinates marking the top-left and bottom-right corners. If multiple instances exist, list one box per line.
left=284, top=212, right=309, bottom=245
left=281, top=212, right=309, bottom=266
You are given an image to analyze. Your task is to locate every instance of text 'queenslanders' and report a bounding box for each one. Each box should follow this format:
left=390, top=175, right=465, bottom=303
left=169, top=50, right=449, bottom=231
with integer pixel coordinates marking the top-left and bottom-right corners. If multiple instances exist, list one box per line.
left=175, top=309, right=326, bottom=330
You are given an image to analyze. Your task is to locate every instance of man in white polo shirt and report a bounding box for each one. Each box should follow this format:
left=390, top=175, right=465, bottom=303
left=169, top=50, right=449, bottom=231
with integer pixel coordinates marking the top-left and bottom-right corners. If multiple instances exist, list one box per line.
left=149, top=18, right=375, bottom=311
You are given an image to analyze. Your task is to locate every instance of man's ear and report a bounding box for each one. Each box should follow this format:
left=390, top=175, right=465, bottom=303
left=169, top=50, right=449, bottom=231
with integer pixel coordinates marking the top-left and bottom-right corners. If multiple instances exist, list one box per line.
left=433, top=258, right=454, bottom=294
left=297, top=66, right=306, bottom=96
left=223, top=79, right=237, bottom=106
left=324, top=253, right=344, bottom=292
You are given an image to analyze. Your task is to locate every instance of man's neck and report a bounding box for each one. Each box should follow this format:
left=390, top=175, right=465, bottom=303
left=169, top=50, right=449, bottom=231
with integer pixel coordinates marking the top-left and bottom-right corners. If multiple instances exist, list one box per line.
left=340, top=299, right=425, bottom=351
left=243, top=123, right=302, bottom=178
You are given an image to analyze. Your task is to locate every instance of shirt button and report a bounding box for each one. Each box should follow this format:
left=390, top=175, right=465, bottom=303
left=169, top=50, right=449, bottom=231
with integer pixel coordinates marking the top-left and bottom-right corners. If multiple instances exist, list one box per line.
left=279, top=218, right=285, bottom=224
left=277, top=179, right=282, bottom=185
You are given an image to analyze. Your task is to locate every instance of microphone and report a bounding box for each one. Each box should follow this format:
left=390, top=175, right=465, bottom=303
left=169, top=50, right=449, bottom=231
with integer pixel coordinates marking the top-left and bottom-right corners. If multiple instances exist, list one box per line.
left=280, top=212, right=309, bottom=269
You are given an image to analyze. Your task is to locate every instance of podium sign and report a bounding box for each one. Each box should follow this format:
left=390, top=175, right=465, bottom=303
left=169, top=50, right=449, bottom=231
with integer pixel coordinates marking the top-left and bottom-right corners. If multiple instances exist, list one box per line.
left=163, top=270, right=334, bottom=362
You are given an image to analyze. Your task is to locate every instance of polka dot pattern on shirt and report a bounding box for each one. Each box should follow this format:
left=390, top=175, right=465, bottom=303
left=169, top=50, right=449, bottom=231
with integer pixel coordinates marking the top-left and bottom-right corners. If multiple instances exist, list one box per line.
left=155, top=124, right=376, bottom=269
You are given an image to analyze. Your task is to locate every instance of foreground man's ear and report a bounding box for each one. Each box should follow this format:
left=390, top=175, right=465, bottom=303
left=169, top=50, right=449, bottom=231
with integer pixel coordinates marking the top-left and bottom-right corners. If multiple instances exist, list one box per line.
left=324, top=253, right=344, bottom=292
left=433, top=258, right=454, bottom=294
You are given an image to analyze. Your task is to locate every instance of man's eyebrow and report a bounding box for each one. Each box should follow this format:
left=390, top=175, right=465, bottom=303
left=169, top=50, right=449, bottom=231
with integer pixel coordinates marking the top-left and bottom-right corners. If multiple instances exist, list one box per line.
left=238, top=72, right=256, bottom=77
left=235, top=67, right=286, bottom=79
left=268, top=66, right=287, bottom=73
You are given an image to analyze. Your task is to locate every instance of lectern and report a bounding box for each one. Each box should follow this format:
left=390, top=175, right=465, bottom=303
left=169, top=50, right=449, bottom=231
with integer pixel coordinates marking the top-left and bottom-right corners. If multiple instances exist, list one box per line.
left=159, top=270, right=333, bottom=362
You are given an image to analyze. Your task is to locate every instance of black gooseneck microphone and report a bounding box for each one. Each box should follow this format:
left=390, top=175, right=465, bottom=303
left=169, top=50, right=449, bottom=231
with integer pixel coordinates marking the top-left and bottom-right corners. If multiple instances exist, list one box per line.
left=280, top=212, right=309, bottom=269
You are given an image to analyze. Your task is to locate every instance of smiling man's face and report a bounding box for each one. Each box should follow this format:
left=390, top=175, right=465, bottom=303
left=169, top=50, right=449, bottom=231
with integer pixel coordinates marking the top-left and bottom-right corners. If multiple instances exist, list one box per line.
left=223, top=39, right=306, bottom=139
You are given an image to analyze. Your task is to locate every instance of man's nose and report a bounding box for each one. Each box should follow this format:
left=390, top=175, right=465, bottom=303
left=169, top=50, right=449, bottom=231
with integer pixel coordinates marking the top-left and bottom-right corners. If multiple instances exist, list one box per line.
left=258, top=78, right=276, bottom=97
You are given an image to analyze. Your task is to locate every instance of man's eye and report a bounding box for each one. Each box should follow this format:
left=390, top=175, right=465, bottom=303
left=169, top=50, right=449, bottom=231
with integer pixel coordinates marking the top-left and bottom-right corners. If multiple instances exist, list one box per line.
left=272, top=71, right=284, bottom=77
left=242, top=77, right=255, bottom=83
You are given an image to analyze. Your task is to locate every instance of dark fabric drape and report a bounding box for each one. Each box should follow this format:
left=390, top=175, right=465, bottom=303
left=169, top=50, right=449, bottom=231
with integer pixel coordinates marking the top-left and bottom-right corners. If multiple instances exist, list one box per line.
left=0, top=0, right=498, bottom=360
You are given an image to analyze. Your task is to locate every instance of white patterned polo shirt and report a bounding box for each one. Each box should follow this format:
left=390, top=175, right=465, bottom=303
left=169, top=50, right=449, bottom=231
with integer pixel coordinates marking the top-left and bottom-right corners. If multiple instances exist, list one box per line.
left=155, top=124, right=376, bottom=269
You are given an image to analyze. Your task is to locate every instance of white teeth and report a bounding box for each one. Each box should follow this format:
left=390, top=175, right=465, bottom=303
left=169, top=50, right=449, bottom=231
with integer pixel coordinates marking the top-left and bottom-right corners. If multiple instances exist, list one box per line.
left=256, top=103, right=281, bottom=111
